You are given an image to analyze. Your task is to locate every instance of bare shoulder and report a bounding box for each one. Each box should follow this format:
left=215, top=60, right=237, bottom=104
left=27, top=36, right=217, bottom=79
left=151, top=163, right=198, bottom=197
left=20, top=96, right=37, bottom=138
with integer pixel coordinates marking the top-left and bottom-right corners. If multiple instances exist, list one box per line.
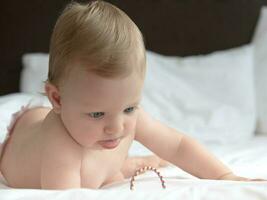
left=135, top=107, right=183, bottom=160
left=41, top=110, right=82, bottom=189
left=135, top=107, right=183, bottom=138
left=41, top=110, right=82, bottom=163
left=135, top=107, right=161, bottom=140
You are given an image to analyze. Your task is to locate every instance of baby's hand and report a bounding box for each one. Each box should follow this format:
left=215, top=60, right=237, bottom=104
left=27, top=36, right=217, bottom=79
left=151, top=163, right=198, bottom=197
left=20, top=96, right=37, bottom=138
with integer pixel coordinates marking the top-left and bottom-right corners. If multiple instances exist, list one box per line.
left=218, top=172, right=266, bottom=181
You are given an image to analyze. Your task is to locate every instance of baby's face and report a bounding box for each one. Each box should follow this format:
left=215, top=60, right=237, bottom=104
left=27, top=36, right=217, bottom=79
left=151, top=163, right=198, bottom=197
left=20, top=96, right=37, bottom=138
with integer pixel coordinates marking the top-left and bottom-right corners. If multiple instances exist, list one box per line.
left=58, top=66, right=143, bottom=150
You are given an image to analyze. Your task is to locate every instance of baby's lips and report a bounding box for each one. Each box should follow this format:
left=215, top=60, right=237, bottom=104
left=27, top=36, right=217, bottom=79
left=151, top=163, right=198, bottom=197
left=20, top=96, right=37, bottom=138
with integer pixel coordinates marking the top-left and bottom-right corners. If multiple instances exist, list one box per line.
left=98, top=138, right=121, bottom=149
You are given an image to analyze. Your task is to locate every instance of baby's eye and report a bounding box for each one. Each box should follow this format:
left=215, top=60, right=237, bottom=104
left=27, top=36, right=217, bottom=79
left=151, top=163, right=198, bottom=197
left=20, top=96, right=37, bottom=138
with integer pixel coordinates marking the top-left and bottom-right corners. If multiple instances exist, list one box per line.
left=88, top=112, right=104, bottom=119
left=124, top=107, right=135, bottom=114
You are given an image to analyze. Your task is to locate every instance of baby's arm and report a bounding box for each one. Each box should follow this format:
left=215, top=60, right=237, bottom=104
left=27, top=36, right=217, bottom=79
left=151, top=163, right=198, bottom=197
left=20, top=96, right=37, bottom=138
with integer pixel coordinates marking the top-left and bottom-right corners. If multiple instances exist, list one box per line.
left=135, top=108, right=237, bottom=180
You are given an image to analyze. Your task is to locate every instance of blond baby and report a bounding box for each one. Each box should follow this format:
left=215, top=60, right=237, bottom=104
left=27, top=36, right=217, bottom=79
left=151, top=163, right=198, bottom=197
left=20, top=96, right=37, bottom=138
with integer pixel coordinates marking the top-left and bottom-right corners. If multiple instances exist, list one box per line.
left=0, top=0, right=261, bottom=189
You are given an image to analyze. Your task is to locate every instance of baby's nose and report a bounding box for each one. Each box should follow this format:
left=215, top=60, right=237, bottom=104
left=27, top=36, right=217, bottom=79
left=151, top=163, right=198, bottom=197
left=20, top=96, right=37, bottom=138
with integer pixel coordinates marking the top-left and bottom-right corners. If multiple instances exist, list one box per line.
left=104, top=118, right=123, bottom=135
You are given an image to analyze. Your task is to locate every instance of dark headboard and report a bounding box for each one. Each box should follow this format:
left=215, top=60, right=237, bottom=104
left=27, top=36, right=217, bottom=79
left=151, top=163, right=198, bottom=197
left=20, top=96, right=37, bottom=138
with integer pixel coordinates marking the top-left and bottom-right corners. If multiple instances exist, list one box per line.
left=1, top=0, right=267, bottom=95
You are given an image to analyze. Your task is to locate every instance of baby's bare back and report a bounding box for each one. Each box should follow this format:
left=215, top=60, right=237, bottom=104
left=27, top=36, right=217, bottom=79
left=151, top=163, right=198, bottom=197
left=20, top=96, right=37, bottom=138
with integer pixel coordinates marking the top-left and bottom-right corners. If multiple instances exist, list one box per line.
left=0, top=108, right=50, bottom=188
left=0, top=108, right=133, bottom=189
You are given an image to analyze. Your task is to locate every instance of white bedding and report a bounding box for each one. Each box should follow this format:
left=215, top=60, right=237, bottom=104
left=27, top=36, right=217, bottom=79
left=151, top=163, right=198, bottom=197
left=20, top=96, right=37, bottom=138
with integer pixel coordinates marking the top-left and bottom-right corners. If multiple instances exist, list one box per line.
left=0, top=94, right=267, bottom=199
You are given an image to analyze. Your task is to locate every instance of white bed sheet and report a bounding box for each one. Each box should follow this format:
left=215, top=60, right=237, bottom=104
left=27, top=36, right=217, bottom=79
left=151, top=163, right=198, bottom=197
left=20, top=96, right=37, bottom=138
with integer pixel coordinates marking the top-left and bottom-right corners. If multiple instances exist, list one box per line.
left=0, top=94, right=266, bottom=199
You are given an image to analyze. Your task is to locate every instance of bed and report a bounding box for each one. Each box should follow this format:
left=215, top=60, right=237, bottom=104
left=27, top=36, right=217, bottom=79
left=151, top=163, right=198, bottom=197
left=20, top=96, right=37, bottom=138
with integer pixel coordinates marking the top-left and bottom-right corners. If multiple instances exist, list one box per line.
left=1, top=0, right=267, bottom=199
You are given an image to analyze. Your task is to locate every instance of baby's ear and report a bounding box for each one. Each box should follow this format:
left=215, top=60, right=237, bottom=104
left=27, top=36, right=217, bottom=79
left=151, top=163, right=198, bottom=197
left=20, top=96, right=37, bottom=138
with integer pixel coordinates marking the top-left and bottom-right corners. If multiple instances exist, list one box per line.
left=45, top=82, right=61, bottom=114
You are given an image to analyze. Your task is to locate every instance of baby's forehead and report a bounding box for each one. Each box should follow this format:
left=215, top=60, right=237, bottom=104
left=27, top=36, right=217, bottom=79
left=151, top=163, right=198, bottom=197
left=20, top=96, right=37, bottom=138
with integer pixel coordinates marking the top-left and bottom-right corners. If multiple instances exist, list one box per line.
left=62, top=69, right=142, bottom=105
left=79, top=96, right=140, bottom=108
left=75, top=90, right=141, bottom=112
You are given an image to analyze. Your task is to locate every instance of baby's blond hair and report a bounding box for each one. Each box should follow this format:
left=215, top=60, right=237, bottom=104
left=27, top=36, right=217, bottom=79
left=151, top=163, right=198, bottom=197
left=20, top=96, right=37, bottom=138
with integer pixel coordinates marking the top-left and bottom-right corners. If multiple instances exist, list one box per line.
left=48, top=0, right=146, bottom=86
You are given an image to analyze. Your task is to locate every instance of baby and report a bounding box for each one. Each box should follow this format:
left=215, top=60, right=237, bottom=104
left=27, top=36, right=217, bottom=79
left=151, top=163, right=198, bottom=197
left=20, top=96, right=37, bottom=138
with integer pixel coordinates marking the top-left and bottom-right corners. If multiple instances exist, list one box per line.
left=0, top=0, right=262, bottom=189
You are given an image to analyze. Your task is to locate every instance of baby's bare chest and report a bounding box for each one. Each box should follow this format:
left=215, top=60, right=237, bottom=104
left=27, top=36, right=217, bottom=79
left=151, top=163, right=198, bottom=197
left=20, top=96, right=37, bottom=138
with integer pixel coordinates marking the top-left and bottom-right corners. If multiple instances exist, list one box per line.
left=80, top=136, right=133, bottom=188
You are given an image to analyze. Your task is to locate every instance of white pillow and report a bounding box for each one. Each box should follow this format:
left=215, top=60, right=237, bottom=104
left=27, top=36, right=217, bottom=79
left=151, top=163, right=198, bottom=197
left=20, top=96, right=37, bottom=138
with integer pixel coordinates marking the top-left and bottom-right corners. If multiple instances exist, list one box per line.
left=20, top=53, right=49, bottom=93
left=142, top=46, right=255, bottom=144
left=252, top=6, right=267, bottom=134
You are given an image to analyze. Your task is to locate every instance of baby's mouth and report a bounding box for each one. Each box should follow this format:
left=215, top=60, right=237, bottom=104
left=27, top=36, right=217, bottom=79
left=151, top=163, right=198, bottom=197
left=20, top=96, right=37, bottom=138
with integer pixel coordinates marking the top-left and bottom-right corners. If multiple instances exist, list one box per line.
left=98, top=137, right=121, bottom=149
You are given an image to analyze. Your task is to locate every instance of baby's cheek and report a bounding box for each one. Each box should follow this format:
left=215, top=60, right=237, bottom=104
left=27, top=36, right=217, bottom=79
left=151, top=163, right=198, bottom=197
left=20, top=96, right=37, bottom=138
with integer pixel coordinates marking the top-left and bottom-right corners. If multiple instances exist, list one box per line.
left=124, top=119, right=137, bottom=133
left=71, top=121, right=99, bottom=140
left=82, top=123, right=101, bottom=138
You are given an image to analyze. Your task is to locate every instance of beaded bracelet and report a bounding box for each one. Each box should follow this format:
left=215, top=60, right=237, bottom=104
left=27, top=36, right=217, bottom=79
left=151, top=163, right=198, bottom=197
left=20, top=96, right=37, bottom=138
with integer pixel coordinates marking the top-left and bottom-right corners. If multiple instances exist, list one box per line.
left=130, top=166, right=166, bottom=190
